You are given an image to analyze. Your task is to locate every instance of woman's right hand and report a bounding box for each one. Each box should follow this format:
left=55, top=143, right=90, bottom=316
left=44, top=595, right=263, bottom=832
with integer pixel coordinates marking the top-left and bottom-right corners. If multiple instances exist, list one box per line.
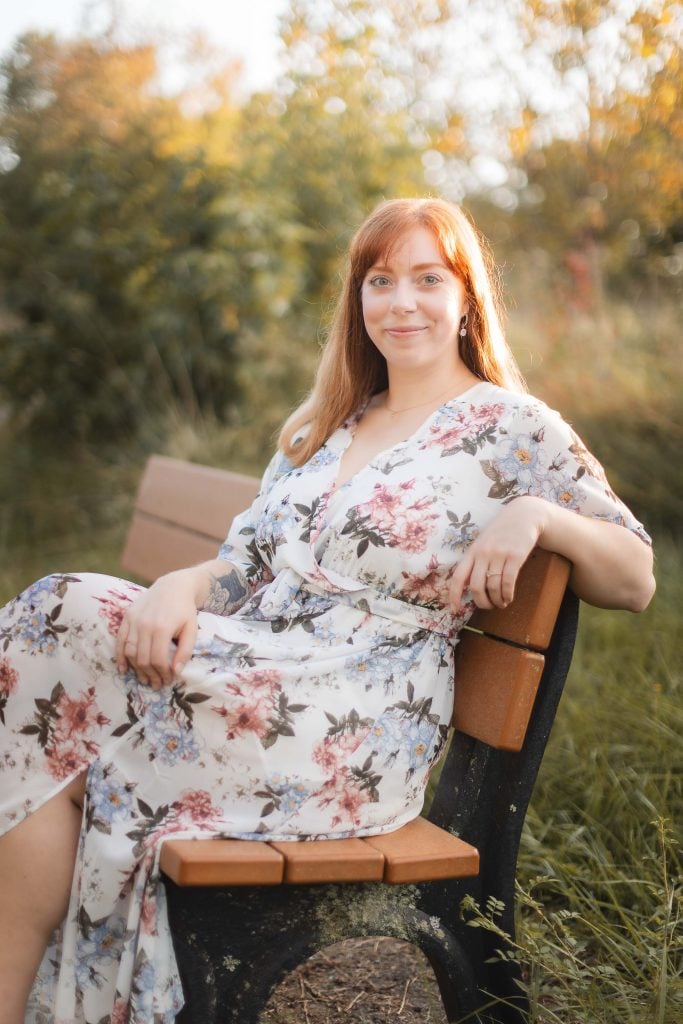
left=115, top=568, right=202, bottom=689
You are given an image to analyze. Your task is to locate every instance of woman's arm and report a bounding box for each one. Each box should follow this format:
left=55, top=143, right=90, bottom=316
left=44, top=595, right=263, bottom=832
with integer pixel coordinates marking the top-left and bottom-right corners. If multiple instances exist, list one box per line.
left=448, top=496, right=655, bottom=615
left=115, top=558, right=249, bottom=689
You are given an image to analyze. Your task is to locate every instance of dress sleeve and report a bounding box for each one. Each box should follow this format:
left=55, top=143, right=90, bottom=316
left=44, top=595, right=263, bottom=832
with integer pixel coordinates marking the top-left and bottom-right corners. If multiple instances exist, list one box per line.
left=495, top=398, right=652, bottom=546
left=216, top=448, right=293, bottom=593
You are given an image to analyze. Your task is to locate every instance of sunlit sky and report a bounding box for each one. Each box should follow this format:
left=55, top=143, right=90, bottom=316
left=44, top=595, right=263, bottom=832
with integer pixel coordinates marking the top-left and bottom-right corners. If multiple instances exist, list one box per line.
left=0, top=0, right=289, bottom=93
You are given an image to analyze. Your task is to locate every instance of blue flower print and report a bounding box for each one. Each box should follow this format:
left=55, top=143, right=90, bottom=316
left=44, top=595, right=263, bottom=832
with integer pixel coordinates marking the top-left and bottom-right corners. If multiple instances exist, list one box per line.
left=255, top=497, right=300, bottom=551
left=298, top=446, right=338, bottom=473
left=130, top=952, right=156, bottom=1021
left=88, top=762, right=134, bottom=825
left=264, top=773, right=312, bottom=814
left=76, top=915, right=126, bottom=988
left=537, top=475, right=581, bottom=510
left=145, top=717, right=200, bottom=766
left=443, top=511, right=479, bottom=552
left=20, top=610, right=59, bottom=655
left=493, top=431, right=544, bottom=490
left=344, top=638, right=424, bottom=694
left=366, top=715, right=435, bottom=776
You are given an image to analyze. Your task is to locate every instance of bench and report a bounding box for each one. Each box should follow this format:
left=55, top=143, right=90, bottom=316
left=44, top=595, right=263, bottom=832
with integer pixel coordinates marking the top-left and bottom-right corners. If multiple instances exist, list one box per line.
left=122, top=454, right=579, bottom=1024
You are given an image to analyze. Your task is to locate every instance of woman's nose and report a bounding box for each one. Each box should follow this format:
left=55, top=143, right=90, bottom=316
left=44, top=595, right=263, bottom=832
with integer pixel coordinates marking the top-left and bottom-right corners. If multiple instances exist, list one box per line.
left=390, top=281, right=417, bottom=313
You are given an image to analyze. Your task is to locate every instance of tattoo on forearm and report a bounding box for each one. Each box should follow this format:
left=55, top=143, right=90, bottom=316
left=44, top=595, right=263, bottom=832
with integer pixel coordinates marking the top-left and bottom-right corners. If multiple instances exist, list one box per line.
left=205, top=570, right=248, bottom=615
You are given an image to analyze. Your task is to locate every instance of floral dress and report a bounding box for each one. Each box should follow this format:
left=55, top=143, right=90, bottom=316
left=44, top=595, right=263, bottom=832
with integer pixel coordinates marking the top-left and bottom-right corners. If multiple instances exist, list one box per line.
left=0, top=382, right=650, bottom=1023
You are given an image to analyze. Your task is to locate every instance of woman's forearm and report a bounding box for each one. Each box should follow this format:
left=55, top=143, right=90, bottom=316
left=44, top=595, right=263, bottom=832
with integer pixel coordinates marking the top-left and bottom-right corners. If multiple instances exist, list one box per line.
left=176, top=559, right=251, bottom=615
left=535, top=499, right=655, bottom=611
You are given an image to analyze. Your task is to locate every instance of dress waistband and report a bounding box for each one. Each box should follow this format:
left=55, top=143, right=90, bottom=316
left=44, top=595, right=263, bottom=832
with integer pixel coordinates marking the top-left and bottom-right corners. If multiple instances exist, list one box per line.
left=255, top=568, right=466, bottom=641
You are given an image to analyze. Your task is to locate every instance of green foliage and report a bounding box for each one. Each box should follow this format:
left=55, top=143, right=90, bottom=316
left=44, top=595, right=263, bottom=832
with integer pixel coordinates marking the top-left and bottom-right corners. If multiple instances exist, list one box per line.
left=0, top=34, right=248, bottom=442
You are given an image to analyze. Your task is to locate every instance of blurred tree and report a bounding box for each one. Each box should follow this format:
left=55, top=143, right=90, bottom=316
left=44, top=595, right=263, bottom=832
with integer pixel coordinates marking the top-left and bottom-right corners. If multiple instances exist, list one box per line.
left=0, top=32, right=251, bottom=443
left=506, top=0, right=682, bottom=288
left=214, top=0, right=465, bottom=454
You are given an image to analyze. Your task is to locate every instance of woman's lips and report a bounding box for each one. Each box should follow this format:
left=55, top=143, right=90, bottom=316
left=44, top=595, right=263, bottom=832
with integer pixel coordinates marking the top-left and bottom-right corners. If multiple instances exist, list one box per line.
left=385, top=325, right=426, bottom=336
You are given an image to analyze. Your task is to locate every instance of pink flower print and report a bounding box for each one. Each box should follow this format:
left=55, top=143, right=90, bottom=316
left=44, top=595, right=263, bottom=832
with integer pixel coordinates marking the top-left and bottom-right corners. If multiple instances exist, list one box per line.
left=53, top=687, right=109, bottom=742
left=366, top=483, right=409, bottom=528
left=140, top=889, right=157, bottom=936
left=95, top=588, right=135, bottom=637
left=394, top=518, right=436, bottom=553
left=213, top=691, right=272, bottom=740
left=235, top=668, right=282, bottom=696
left=425, top=419, right=469, bottom=449
left=45, top=738, right=90, bottom=781
left=172, top=789, right=224, bottom=826
left=0, top=657, right=18, bottom=697
left=111, top=997, right=130, bottom=1024
left=400, top=555, right=446, bottom=607
left=328, top=779, right=370, bottom=829
left=312, top=727, right=370, bottom=775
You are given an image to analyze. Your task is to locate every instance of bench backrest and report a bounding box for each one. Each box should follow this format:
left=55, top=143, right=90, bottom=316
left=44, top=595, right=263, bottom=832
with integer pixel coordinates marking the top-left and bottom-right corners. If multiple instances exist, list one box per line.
left=122, top=455, right=571, bottom=755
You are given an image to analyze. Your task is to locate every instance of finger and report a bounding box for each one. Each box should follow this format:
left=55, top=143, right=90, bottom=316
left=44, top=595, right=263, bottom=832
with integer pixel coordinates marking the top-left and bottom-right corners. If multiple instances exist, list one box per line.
left=149, top=630, right=175, bottom=686
left=448, top=555, right=474, bottom=612
left=173, top=619, right=198, bottom=677
left=119, top=628, right=140, bottom=676
left=500, top=554, right=527, bottom=607
left=132, top=631, right=162, bottom=689
left=469, top=561, right=495, bottom=610
left=484, top=566, right=507, bottom=609
left=499, top=565, right=516, bottom=607
left=116, top=619, right=131, bottom=673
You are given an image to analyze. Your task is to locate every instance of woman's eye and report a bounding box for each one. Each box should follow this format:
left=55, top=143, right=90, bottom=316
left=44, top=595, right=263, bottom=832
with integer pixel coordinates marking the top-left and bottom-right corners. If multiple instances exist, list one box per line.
left=422, top=274, right=441, bottom=285
left=369, top=275, right=391, bottom=287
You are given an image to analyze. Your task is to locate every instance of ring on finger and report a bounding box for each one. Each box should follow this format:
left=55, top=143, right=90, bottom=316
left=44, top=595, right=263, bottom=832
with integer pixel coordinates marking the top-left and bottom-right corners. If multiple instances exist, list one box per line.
left=485, top=571, right=503, bottom=579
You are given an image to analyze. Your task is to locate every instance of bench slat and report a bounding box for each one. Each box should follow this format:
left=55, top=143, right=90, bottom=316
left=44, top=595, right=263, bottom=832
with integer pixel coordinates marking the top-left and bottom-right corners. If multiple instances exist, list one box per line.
left=469, top=548, right=571, bottom=650
left=121, top=513, right=220, bottom=582
left=269, top=837, right=385, bottom=884
left=452, top=633, right=544, bottom=751
left=136, top=455, right=258, bottom=539
left=160, top=839, right=284, bottom=886
left=363, top=816, right=479, bottom=884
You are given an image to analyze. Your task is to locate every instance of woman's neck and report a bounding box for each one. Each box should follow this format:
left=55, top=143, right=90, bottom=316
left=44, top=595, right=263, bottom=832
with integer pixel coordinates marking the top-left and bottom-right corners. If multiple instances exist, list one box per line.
left=383, top=366, right=479, bottom=414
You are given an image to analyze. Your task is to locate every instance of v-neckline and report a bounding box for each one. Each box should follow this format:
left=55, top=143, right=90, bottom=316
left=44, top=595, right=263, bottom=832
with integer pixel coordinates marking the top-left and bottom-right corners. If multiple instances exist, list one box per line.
left=330, top=380, right=489, bottom=494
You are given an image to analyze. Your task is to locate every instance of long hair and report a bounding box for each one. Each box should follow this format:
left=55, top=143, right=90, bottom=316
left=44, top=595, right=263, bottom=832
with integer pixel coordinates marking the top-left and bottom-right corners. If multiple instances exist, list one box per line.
left=279, top=197, right=526, bottom=466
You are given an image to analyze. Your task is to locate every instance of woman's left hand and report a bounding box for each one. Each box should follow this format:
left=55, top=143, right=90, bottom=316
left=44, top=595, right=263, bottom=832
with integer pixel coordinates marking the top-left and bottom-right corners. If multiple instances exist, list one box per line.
left=448, top=496, right=549, bottom=614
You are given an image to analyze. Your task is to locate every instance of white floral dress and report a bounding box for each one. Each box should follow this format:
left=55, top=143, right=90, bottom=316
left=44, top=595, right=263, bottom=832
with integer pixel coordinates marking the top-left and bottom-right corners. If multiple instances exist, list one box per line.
left=0, top=382, right=650, bottom=1023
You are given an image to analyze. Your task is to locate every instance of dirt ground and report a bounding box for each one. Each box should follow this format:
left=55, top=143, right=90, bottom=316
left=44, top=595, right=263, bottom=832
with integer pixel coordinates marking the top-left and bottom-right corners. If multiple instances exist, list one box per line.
left=263, top=936, right=448, bottom=1023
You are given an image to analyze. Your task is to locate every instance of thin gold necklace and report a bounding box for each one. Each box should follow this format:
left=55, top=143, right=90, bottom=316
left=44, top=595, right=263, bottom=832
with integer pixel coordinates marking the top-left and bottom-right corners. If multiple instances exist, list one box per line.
left=383, top=377, right=475, bottom=415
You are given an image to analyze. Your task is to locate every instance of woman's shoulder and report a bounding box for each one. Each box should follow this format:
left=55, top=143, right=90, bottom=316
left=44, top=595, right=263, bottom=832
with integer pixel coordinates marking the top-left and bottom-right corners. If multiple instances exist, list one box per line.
left=466, top=382, right=566, bottom=425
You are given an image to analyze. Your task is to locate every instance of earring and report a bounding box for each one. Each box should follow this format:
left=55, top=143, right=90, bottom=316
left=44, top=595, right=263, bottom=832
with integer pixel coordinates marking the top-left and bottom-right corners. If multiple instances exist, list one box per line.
left=459, top=312, right=468, bottom=337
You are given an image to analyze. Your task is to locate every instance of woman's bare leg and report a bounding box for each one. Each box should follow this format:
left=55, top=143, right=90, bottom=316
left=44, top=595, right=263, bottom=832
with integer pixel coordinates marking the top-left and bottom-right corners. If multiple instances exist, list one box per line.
left=0, top=772, right=86, bottom=1024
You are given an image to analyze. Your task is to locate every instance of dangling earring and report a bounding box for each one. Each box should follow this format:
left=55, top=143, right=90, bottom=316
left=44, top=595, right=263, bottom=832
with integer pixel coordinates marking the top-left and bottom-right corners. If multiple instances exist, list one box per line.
left=459, top=312, right=468, bottom=337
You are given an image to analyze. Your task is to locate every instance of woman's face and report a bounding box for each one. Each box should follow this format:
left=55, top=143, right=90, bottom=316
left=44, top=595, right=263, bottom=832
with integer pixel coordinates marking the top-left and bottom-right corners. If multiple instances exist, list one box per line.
left=361, top=226, right=468, bottom=378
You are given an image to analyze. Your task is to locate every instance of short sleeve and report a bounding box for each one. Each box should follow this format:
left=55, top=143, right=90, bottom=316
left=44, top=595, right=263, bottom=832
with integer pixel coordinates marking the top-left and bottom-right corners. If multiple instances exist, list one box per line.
left=494, top=398, right=652, bottom=546
left=216, top=448, right=294, bottom=593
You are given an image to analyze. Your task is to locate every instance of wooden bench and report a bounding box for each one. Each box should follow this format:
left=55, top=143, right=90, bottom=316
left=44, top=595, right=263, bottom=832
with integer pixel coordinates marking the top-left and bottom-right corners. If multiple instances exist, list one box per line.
left=122, top=454, right=579, bottom=1024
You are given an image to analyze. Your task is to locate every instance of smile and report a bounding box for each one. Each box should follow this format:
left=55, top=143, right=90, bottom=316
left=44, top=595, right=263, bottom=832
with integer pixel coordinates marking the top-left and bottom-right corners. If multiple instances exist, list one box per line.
left=385, top=326, right=427, bottom=336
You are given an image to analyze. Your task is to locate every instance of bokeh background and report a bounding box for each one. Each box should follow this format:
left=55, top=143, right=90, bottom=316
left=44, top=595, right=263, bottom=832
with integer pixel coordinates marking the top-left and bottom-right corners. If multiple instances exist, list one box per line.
left=0, top=1, right=680, bottom=1020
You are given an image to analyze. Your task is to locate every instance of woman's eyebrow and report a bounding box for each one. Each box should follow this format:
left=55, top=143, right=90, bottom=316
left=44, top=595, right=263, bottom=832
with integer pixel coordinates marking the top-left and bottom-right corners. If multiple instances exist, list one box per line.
left=366, top=260, right=448, bottom=272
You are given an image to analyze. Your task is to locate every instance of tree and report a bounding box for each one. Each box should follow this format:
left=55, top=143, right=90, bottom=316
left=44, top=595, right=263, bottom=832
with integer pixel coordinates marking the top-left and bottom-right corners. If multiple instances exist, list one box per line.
left=0, top=32, right=250, bottom=443
left=506, top=0, right=683, bottom=284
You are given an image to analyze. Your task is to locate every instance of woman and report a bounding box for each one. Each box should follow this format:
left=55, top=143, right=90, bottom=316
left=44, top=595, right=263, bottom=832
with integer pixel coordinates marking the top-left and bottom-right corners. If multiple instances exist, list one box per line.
left=0, top=198, right=654, bottom=1023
